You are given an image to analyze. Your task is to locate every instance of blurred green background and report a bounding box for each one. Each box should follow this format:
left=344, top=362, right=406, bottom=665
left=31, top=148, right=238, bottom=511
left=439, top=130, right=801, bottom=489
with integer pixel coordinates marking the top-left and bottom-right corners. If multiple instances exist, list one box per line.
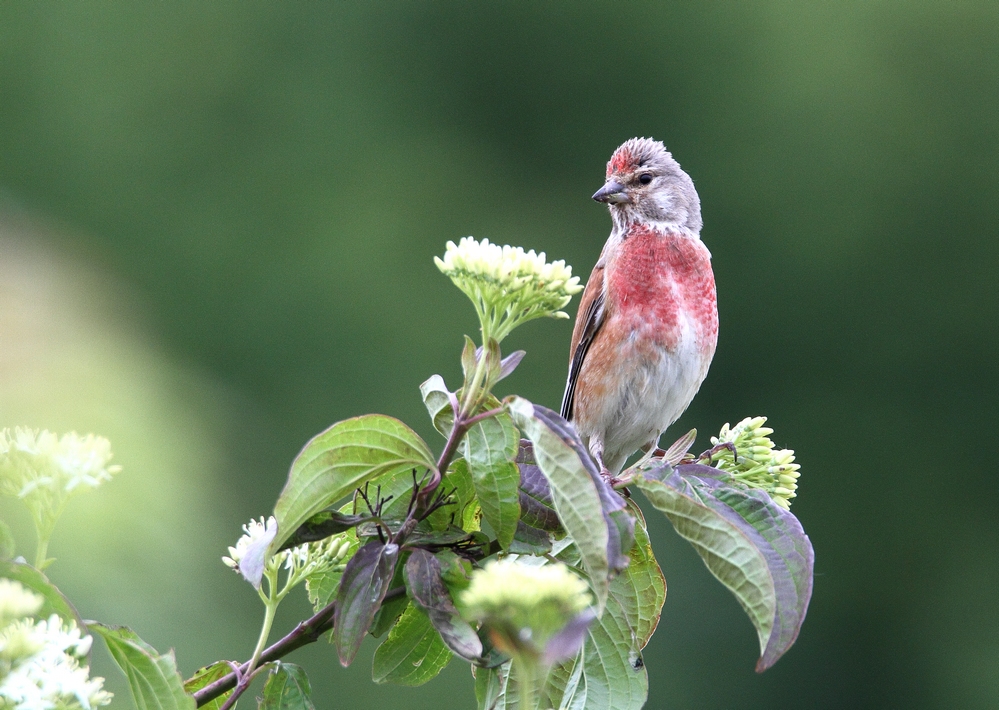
left=0, top=2, right=996, bottom=708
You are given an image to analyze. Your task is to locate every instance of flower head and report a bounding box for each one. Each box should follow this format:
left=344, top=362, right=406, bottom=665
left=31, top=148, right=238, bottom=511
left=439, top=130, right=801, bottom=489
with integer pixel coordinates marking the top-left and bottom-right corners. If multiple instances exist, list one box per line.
left=460, top=558, right=591, bottom=658
left=710, top=416, right=801, bottom=510
left=435, top=238, right=583, bottom=343
left=223, top=517, right=351, bottom=594
left=0, top=581, right=43, bottom=628
left=0, top=614, right=112, bottom=709
left=0, top=429, right=120, bottom=559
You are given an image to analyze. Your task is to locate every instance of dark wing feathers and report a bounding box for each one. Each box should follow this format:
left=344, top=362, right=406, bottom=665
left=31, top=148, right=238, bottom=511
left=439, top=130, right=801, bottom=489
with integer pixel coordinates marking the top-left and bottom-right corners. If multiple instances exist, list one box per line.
left=560, top=267, right=606, bottom=420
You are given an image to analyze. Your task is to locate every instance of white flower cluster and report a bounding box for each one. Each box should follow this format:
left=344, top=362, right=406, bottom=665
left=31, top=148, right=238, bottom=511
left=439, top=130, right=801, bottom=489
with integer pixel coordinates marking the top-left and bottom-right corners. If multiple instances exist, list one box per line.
left=223, top=517, right=351, bottom=592
left=710, top=417, right=801, bottom=510
left=0, top=429, right=120, bottom=543
left=0, top=580, right=112, bottom=710
left=435, top=237, right=583, bottom=342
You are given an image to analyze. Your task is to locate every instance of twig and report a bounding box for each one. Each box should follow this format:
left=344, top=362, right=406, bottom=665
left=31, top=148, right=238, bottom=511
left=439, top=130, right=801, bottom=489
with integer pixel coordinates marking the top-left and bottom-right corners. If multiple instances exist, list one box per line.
left=192, top=586, right=406, bottom=707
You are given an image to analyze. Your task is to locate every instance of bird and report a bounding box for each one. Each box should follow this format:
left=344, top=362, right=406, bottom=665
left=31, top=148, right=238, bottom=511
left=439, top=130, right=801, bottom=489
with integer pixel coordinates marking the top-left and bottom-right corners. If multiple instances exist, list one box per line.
left=560, top=137, right=718, bottom=478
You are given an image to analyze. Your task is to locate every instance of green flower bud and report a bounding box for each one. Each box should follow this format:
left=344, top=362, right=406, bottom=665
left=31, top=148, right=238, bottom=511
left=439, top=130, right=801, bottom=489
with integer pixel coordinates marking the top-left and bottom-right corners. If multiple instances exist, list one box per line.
left=710, top=417, right=804, bottom=509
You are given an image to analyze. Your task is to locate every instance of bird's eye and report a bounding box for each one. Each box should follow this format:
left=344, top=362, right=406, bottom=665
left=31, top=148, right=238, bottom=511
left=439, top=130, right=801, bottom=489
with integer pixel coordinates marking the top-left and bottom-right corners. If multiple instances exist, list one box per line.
left=638, top=173, right=653, bottom=185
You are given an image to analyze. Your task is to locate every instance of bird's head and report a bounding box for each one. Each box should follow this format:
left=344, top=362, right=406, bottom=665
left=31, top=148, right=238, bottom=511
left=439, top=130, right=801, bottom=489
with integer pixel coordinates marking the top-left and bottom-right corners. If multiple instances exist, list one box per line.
left=593, top=137, right=702, bottom=234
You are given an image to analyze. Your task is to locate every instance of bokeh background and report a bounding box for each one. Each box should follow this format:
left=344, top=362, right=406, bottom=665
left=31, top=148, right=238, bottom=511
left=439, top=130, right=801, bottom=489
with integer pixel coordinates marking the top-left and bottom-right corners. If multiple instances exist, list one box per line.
left=1, top=2, right=996, bottom=708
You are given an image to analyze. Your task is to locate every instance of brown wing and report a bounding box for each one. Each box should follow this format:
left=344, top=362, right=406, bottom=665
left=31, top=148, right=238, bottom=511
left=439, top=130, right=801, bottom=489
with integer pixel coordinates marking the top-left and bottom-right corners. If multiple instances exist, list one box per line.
left=560, top=264, right=606, bottom=420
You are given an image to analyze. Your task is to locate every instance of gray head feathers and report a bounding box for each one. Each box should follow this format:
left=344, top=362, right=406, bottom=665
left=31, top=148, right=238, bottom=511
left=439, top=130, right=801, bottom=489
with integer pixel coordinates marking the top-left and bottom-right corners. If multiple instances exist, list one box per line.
left=604, top=137, right=702, bottom=234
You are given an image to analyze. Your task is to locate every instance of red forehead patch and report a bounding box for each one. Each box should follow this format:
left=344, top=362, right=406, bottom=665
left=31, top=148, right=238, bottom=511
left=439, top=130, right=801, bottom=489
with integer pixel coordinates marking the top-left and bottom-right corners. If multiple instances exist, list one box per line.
left=607, top=148, right=635, bottom=177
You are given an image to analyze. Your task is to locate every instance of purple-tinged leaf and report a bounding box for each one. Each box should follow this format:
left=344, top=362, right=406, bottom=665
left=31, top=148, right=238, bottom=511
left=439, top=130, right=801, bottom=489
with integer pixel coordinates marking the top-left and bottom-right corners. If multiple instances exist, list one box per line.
left=634, top=464, right=813, bottom=671
left=369, top=558, right=409, bottom=638
left=516, top=441, right=563, bottom=533
left=662, top=429, right=697, bottom=465
left=517, top=400, right=635, bottom=572
left=278, top=510, right=370, bottom=551
left=508, top=397, right=611, bottom=610
left=497, top=350, right=526, bottom=381
left=543, top=608, right=597, bottom=665
left=404, top=549, right=483, bottom=661
left=334, top=541, right=400, bottom=666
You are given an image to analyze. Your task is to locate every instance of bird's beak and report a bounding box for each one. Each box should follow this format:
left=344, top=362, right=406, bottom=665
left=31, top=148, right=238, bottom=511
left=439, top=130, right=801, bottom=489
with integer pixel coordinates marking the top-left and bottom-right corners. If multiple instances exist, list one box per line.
left=592, top=180, right=630, bottom=204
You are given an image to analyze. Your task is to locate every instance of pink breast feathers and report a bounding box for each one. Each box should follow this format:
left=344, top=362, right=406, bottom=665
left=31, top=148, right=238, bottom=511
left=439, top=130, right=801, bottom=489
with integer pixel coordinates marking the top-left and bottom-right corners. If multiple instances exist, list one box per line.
left=608, top=226, right=718, bottom=355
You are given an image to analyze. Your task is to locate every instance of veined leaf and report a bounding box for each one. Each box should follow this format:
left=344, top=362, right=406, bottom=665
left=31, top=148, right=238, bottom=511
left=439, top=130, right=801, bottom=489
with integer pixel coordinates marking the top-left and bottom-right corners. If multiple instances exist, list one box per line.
left=253, top=415, right=434, bottom=587
left=259, top=663, right=315, bottom=710
left=1, top=560, right=82, bottom=626
left=508, top=397, right=620, bottom=611
left=509, top=520, right=553, bottom=556
left=305, top=523, right=360, bottom=612
left=563, top=590, right=648, bottom=710
left=183, top=662, right=233, bottom=710
left=474, top=663, right=510, bottom=710
left=334, top=540, right=400, bottom=666
left=463, top=409, right=520, bottom=549
left=420, top=374, right=456, bottom=438
left=372, top=603, right=453, bottom=686
left=612, top=501, right=666, bottom=649
left=516, top=441, right=562, bottom=534
left=544, top=511, right=662, bottom=710
left=634, top=463, right=813, bottom=671
left=404, top=549, right=482, bottom=661
left=90, top=624, right=195, bottom=710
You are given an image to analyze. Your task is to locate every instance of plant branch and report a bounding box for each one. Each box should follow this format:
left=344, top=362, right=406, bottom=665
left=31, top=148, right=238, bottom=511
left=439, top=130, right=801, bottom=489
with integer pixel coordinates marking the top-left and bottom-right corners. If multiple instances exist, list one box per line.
left=192, top=586, right=407, bottom=707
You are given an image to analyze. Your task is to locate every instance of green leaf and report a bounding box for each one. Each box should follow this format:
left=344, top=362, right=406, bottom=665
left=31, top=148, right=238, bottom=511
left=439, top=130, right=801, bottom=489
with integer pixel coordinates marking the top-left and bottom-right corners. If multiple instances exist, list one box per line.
left=305, top=526, right=360, bottom=612
left=255, top=415, right=435, bottom=587
left=544, top=508, right=661, bottom=710
left=463, top=409, right=520, bottom=549
left=548, top=591, right=648, bottom=710
left=420, top=374, right=456, bottom=438
left=612, top=501, right=666, bottom=649
left=259, top=663, right=315, bottom=710
left=0, top=560, right=82, bottom=625
left=507, top=397, right=611, bottom=610
left=509, top=520, right=552, bottom=556
left=372, top=603, right=453, bottom=686
left=333, top=540, right=400, bottom=666
left=183, top=662, right=233, bottom=710
left=461, top=335, right=478, bottom=386
left=634, top=464, right=813, bottom=671
left=474, top=663, right=510, bottom=710
left=91, top=623, right=196, bottom=710
left=446, top=459, right=482, bottom=532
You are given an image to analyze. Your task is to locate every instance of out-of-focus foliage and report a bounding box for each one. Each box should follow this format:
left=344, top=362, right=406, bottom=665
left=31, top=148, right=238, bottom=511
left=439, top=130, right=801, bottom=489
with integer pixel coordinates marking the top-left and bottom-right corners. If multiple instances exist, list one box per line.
left=0, top=2, right=995, bottom=708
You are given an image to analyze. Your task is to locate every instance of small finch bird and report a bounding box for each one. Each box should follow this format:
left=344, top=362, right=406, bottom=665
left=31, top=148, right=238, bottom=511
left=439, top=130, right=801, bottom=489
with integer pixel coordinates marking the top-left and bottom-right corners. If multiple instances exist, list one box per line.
left=561, top=138, right=718, bottom=477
